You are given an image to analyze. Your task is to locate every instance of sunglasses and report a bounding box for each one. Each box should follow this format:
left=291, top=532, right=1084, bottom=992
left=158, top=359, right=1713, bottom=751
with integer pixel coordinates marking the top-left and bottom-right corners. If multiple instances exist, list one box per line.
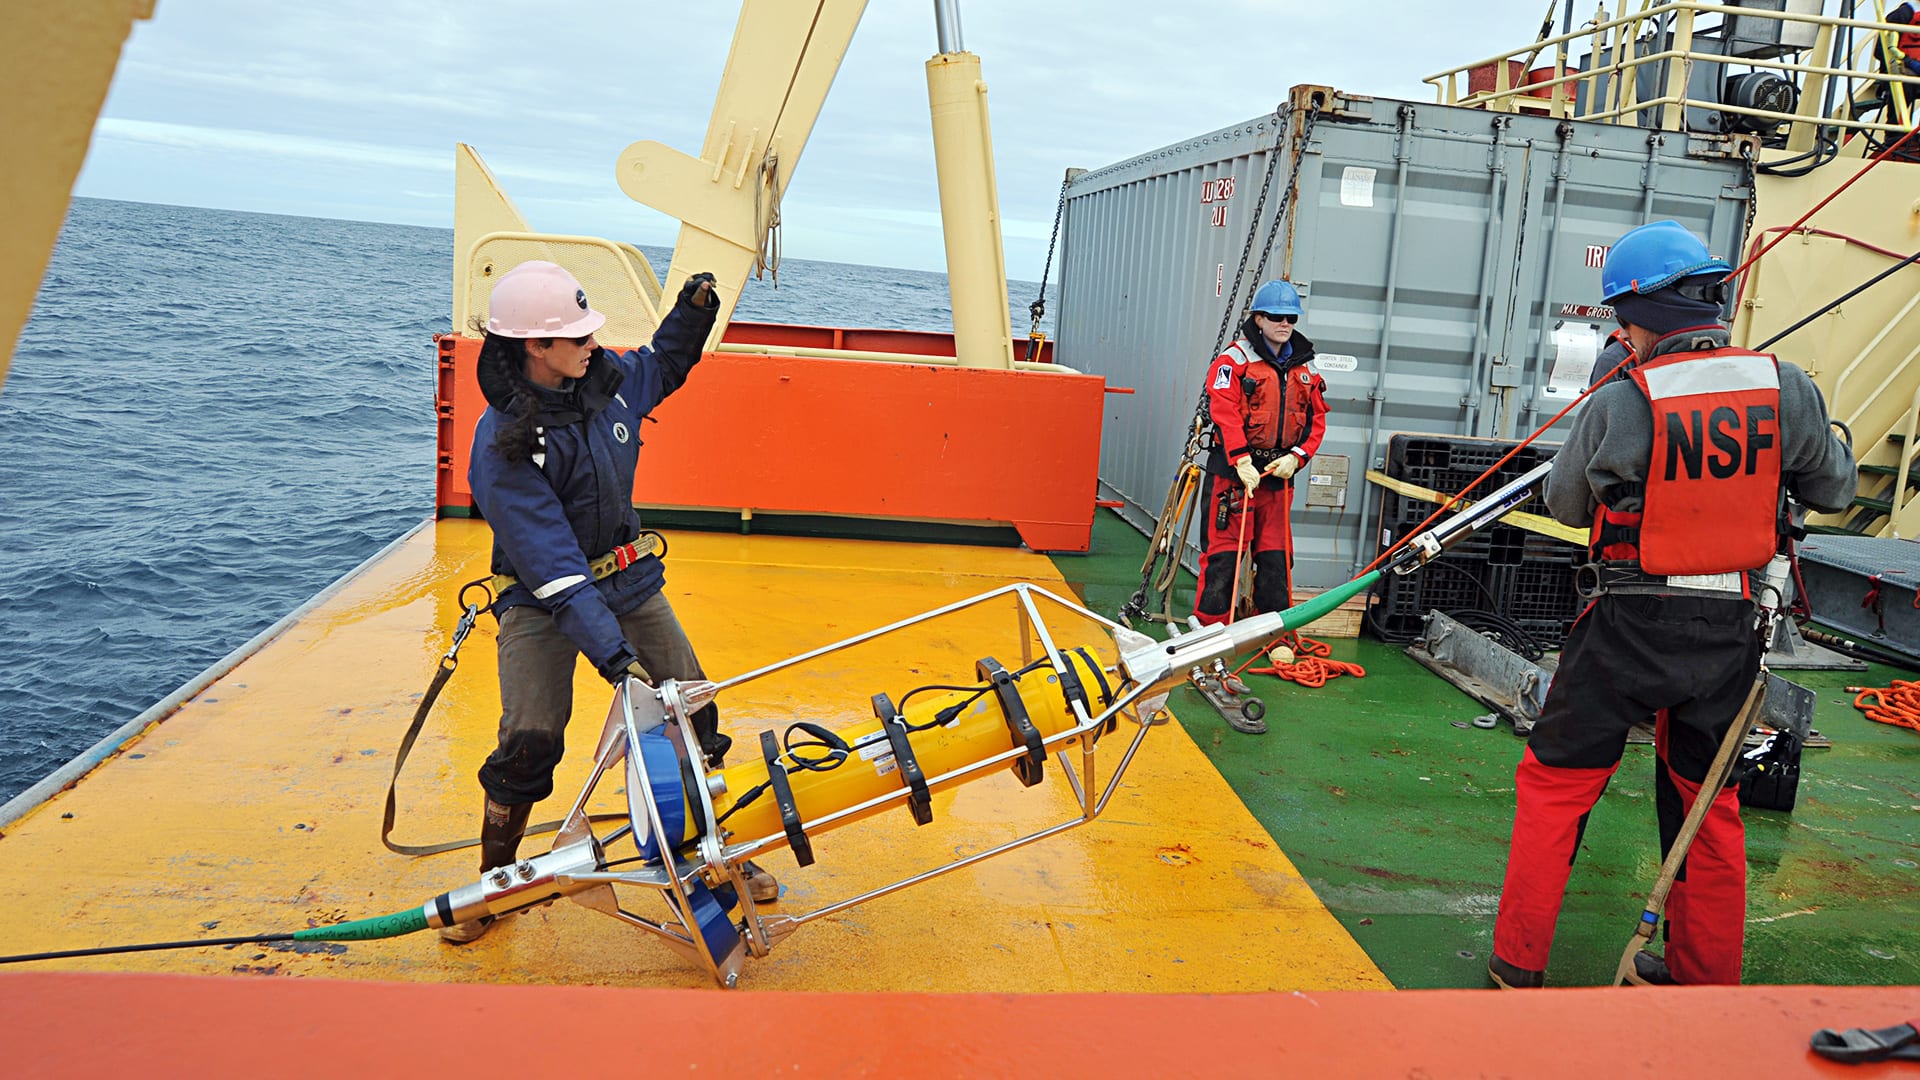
left=1258, top=312, right=1298, bottom=324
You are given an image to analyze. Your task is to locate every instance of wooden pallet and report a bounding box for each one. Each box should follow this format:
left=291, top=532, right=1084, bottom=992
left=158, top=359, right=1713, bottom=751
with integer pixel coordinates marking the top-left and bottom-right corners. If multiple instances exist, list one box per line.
left=1290, top=587, right=1371, bottom=639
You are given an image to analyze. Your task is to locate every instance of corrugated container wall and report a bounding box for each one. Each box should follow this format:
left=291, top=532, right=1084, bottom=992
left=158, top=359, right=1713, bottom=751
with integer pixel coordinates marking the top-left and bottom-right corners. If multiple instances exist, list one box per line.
left=1056, top=87, right=1754, bottom=591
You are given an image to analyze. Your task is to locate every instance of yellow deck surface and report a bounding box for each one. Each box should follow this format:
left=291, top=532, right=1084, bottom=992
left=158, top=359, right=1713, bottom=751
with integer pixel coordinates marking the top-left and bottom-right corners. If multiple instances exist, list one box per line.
left=0, top=520, right=1389, bottom=992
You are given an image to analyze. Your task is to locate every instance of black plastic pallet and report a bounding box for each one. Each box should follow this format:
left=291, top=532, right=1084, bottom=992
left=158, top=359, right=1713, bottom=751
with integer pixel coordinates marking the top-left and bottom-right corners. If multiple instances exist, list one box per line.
left=1369, top=434, right=1584, bottom=647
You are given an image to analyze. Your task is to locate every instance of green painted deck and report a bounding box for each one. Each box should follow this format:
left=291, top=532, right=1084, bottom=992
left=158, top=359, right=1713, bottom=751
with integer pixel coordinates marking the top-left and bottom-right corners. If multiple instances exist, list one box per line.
left=1051, top=510, right=1920, bottom=989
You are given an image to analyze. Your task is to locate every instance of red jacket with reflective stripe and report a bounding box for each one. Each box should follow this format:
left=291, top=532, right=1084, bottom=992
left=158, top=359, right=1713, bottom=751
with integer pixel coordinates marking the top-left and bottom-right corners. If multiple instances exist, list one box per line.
left=1608, top=347, right=1783, bottom=575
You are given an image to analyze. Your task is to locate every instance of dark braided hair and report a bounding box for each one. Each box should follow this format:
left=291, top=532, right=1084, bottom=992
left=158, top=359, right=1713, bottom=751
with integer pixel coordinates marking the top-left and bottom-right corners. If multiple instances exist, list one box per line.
left=473, top=327, right=547, bottom=464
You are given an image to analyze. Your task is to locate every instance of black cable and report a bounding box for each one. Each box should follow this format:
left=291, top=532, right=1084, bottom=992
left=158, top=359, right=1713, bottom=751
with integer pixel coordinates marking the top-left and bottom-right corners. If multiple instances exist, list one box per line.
left=1, top=933, right=298, bottom=965
left=896, top=658, right=1054, bottom=732
left=1756, top=127, right=1839, bottom=177
left=714, top=658, right=1060, bottom=826
left=1448, top=607, right=1549, bottom=662
left=1758, top=248, right=1920, bottom=350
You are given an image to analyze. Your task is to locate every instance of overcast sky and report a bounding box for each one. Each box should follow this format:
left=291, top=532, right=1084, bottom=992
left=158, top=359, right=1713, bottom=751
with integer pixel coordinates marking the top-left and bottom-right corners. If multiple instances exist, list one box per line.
left=78, top=0, right=1573, bottom=278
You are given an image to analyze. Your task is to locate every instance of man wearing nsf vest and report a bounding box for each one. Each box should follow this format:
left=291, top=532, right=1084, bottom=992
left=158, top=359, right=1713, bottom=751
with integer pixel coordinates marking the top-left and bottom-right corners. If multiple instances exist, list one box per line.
left=1195, top=280, right=1328, bottom=654
left=1488, top=221, right=1855, bottom=988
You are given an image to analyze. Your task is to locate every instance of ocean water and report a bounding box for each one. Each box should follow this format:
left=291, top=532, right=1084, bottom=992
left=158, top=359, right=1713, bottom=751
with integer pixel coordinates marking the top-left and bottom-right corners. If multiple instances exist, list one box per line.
left=0, top=197, right=1056, bottom=805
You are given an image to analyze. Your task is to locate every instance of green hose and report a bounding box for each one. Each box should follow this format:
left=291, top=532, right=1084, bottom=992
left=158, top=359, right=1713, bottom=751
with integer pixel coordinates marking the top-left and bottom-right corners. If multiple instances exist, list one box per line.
left=1276, top=569, right=1381, bottom=631
left=293, top=908, right=429, bottom=942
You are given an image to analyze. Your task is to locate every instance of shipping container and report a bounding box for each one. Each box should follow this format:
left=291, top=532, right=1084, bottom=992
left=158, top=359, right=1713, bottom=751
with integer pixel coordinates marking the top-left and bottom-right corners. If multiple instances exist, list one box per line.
left=1056, top=85, right=1756, bottom=590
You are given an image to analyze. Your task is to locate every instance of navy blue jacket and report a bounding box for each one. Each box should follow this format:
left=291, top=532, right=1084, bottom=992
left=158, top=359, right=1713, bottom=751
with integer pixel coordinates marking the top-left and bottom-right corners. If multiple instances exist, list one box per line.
left=469, top=297, right=715, bottom=677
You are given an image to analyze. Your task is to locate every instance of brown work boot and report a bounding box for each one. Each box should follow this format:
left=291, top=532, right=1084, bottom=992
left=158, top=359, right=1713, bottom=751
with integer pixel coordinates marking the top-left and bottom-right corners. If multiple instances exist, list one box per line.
left=740, top=860, right=780, bottom=904
left=439, top=798, right=532, bottom=945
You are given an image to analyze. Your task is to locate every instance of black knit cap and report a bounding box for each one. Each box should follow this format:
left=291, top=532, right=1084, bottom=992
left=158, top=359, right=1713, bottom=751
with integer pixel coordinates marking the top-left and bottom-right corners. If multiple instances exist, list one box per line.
left=1612, top=285, right=1724, bottom=335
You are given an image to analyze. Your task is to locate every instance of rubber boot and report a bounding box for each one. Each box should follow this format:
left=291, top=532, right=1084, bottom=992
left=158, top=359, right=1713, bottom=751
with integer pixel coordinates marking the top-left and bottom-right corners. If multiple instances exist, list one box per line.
left=690, top=703, right=732, bottom=770
left=1487, top=953, right=1545, bottom=989
left=439, top=798, right=532, bottom=944
left=1626, top=950, right=1676, bottom=985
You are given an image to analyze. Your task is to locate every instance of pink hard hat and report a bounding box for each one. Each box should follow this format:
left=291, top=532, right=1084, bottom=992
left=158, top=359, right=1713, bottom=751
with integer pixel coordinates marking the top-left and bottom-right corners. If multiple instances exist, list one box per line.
left=485, top=260, right=608, bottom=339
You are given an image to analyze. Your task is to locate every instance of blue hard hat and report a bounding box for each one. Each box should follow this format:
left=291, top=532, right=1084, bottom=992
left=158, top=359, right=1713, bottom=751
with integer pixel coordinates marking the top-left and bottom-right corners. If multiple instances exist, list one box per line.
left=1251, top=280, right=1303, bottom=317
left=1600, top=220, right=1732, bottom=303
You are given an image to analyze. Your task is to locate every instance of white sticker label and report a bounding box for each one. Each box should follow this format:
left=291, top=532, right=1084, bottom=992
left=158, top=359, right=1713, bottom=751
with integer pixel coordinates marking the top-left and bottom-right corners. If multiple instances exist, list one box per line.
left=1340, top=166, right=1376, bottom=207
left=1666, top=572, right=1741, bottom=593
left=1316, top=353, right=1359, bottom=373
left=1545, top=323, right=1600, bottom=400
left=855, top=733, right=898, bottom=776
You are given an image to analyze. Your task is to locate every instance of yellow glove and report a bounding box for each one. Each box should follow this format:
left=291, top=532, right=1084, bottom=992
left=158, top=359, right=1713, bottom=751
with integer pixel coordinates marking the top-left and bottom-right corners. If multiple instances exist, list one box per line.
left=1266, top=453, right=1301, bottom=481
left=1234, top=458, right=1261, bottom=494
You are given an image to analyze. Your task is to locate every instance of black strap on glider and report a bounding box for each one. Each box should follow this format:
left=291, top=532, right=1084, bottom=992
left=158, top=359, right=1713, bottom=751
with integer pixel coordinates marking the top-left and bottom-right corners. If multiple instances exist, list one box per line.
left=977, top=656, right=1045, bottom=787
left=872, top=693, right=933, bottom=826
left=1069, top=646, right=1117, bottom=733
left=761, top=730, right=815, bottom=867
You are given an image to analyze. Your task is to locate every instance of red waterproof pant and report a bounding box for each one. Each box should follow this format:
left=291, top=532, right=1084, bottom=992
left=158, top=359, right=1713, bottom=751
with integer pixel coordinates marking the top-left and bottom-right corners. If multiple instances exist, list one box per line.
left=1193, top=472, right=1295, bottom=626
left=1493, top=592, right=1757, bottom=985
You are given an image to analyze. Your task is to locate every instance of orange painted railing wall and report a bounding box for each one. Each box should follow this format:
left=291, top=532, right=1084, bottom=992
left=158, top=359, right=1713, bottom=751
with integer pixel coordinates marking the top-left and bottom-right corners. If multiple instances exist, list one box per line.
left=435, top=324, right=1104, bottom=552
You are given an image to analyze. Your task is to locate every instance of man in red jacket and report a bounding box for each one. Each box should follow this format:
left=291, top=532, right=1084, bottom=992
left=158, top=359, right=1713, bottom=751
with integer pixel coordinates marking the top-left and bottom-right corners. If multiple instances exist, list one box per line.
left=1194, top=280, right=1328, bottom=651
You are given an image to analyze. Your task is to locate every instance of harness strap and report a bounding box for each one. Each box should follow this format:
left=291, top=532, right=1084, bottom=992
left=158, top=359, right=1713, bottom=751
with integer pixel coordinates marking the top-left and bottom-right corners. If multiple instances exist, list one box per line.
left=383, top=584, right=622, bottom=856
left=872, top=693, right=933, bottom=826
left=1574, top=561, right=1752, bottom=602
left=489, top=530, right=665, bottom=596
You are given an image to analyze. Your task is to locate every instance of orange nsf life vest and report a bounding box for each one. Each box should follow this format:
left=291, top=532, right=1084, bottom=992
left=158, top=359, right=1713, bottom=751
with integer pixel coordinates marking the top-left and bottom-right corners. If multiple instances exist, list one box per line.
left=1590, top=347, right=1783, bottom=576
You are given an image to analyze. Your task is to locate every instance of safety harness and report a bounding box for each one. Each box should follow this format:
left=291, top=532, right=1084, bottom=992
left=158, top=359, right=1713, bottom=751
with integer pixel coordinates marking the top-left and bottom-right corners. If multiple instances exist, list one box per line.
left=489, top=530, right=666, bottom=597
left=382, top=531, right=669, bottom=856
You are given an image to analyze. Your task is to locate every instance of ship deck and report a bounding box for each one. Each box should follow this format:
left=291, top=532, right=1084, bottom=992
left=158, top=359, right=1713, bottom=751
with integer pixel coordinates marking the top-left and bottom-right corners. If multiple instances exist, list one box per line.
left=2, top=512, right=1919, bottom=1073
left=4, top=513, right=1918, bottom=988
left=0, top=516, right=1391, bottom=993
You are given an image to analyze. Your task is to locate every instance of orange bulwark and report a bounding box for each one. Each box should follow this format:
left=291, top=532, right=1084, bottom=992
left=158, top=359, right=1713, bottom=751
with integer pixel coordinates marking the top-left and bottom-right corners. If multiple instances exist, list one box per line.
left=434, top=324, right=1107, bottom=552
left=6, top=973, right=1917, bottom=1077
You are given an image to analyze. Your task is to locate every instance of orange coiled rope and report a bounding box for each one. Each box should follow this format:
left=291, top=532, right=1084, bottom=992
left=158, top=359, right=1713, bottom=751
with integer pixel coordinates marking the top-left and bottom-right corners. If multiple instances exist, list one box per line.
left=1243, top=632, right=1366, bottom=688
left=1850, top=681, right=1920, bottom=733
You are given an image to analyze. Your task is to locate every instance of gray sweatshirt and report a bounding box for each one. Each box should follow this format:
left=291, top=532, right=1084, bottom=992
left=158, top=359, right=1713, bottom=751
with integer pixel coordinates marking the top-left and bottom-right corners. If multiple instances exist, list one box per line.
left=1546, top=327, right=1857, bottom=529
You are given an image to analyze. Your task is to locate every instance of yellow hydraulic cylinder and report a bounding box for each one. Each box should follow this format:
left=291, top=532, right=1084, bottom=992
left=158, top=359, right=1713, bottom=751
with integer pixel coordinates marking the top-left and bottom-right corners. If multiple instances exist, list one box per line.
left=925, top=49, right=1017, bottom=370
left=708, top=649, right=1106, bottom=850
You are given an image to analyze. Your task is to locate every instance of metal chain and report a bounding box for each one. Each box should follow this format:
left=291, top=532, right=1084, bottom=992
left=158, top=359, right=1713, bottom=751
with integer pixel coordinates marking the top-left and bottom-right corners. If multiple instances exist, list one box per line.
left=1242, top=106, right=1319, bottom=326
left=1029, top=172, right=1072, bottom=337
left=1180, top=101, right=1321, bottom=463
left=1120, top=102, right=1321, bottom=623
left=1741, top=145, right=1759, bottom=259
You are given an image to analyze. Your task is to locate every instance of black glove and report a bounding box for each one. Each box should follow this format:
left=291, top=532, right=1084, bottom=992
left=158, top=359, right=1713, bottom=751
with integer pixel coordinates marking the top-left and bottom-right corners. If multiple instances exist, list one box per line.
left=598, top=649, right=650, bottom=686
left=678, top=272, right=720, bottom=311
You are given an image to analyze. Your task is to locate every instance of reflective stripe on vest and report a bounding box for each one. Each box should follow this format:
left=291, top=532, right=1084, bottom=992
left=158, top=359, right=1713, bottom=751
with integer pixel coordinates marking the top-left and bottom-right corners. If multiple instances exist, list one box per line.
left=1223, top=341, right=1314, bottom=453
left=1618, top=347, right=1782, bottom=575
